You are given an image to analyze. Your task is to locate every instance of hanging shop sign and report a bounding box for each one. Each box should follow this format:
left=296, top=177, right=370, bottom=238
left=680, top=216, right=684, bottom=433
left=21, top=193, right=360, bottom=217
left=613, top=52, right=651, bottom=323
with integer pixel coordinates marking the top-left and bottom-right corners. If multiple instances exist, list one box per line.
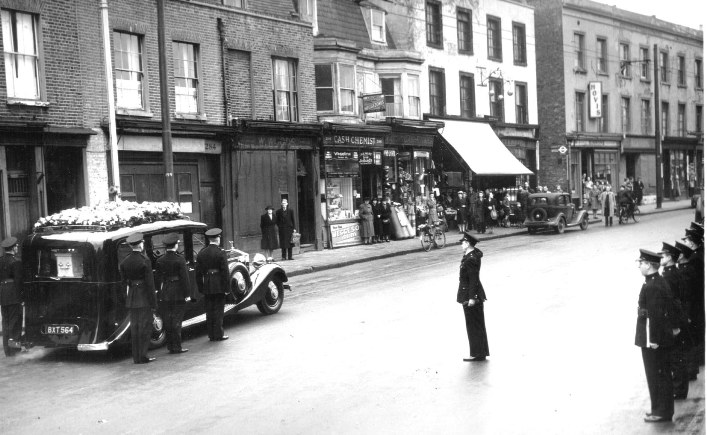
left=362, top=93, right=386, bottom=113
left=384, top=149, right=397, bottom=157
left=588, top=82, right=602, bottom=119
left=329, top=222, right=362, bottom=247
left=324, top=134, right=384, bottom=147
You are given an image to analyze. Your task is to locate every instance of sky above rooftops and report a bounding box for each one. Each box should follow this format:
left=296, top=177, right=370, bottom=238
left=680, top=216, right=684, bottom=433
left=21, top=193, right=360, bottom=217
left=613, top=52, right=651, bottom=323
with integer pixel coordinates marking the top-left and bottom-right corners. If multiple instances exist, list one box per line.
left=609, top=0, right=703, bottom=30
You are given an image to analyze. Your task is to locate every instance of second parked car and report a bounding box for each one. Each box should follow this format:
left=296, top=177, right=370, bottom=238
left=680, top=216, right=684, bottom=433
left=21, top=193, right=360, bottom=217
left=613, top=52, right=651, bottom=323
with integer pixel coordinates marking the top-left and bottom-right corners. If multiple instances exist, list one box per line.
left=524, top=192, right=589, bottom=234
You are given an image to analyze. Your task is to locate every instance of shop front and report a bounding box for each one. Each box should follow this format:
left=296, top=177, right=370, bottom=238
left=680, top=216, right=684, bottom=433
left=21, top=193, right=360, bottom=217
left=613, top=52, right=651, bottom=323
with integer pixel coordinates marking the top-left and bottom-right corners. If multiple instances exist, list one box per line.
left=567, top=135, right=622, bottom=204
left=321, top=124, right=391, bottom=248
left=0, top=123, right=92, bottom=239
left=662, top=139, right=704, bottom=199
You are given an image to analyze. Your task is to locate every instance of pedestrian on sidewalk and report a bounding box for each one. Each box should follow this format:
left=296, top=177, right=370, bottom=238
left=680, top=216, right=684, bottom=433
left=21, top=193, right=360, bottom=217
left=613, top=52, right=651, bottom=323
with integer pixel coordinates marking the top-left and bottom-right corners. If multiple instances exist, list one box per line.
left=454, top=191, right=467, bottom=233
left=590, top=183, right=601, bottom=219
left=475, top=191, right=487, bottom=234
left=358, top=197, right=375, bottom=245
left=380, top=197, right=392, bottom=242
left=276, top=199, right=296, bottom=260
left=0, top=236, right=22, bottom=357
left=372, top=197, right=384, bottom=243
left=600, top=185, right=616, bottom=226
left=260, top=205, right=279, bottom=259
left=457, top=231, right=489, bottom=362
left=635, top=249, right=680, bottom=423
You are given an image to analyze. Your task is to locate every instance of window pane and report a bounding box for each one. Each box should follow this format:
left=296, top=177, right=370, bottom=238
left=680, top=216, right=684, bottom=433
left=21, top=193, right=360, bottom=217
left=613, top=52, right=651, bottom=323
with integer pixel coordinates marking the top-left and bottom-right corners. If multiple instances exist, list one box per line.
left=114, top=32, right=144, bottom=109
left=315, top=64, right=332, bottom=87
left=174, top=42, right=199, bottom=113
left=2, top=10, right=39, bottom=99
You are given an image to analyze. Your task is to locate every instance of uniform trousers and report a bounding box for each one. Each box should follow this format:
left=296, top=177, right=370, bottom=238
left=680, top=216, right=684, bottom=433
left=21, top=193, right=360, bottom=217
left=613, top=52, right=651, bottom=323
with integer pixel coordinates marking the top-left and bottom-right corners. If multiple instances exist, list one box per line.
left=462, top=304, right=490, bottom=358
left=204, top=294, right=225, bottom=340
left=642, top=346, right=674, bottom=418
left=1, top=304, right=21, bottom=356
left=671, top=335, right=691, bottom=398
left=160, top=301, right=187, bottom=352
left=130, top=307, right=153, bottom=363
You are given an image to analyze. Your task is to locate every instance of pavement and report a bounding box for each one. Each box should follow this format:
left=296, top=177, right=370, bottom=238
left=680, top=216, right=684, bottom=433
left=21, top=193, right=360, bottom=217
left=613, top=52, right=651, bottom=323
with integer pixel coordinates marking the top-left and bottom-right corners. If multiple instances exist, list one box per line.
left=281, top=198, right=695, bottom=277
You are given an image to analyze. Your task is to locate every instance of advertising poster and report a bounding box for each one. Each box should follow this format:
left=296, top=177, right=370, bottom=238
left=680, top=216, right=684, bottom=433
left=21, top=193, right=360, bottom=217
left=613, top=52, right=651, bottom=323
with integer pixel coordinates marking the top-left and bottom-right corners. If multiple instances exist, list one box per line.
left=329, top=222, right=362, bottom=247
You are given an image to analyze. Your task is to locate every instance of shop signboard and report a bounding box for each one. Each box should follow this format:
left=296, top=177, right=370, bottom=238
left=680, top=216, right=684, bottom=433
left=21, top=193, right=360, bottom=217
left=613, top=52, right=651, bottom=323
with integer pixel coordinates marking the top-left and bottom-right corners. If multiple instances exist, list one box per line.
left=325, top=150, right=359, bottom=160
left=362, top=93, right=385, bottom=113
left=324, top=134, right=384, bottom=147
left=588, top=82, right=602, bottom=119
left=359, top=151, right=381, bottom=165
left=329, top=222, right=362, bottom=247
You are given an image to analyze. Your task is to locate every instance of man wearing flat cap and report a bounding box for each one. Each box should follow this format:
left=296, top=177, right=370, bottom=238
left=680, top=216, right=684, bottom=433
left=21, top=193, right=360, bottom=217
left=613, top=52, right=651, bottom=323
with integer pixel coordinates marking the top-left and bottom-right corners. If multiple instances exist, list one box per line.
left=659, top=242, right=692, bottom=399
left=0, top=236, right=22, bottom=356
left=196, top=228, right=230, bottom=341
left=120, top=233, right=158, bottom=364
left=635, top=249, right=680, bottom=422
left=156, top=233, right=191, bottom=354
left=457, top=231, right=489, bottom=362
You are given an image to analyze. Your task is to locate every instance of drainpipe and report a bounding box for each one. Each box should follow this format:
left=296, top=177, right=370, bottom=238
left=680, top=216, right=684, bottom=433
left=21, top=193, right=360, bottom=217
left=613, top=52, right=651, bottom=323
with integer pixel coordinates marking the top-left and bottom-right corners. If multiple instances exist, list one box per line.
left=157, top=0, right=175, bottom=202
left=100, top=0, right=121, bottom=200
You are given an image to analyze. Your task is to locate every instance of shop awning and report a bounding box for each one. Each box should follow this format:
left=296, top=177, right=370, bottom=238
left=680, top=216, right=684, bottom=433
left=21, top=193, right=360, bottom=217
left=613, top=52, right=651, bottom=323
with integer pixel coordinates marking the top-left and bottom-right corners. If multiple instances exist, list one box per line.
left=431, top=118, right=533, bottom=175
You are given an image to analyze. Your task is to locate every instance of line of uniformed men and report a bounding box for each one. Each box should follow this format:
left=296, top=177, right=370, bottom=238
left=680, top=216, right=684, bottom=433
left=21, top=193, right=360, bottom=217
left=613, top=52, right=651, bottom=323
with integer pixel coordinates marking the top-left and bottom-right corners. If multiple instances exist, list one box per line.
left=635, top=220, right=704, bottom=423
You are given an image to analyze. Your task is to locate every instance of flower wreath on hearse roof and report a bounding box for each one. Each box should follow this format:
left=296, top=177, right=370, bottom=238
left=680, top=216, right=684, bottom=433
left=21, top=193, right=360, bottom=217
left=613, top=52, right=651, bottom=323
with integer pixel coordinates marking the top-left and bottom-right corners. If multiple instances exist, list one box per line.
left=33, top=201, right=186, bottom=232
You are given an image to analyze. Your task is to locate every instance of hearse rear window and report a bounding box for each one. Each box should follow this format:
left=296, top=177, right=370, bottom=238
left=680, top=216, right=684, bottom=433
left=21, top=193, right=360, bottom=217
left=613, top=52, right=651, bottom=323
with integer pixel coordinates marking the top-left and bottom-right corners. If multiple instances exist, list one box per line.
left=529, top=197, right=548, bottom=206
left=36, top=248, right=85, bottom=279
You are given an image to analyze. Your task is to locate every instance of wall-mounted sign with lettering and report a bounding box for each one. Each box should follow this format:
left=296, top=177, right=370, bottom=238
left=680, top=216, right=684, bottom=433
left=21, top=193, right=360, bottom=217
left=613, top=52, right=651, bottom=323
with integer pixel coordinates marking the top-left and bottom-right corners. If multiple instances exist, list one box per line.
left=323, top=135, right=384, bottom=147
left=329, top=222, right=362, bottom=247
left=588, top=82, right=602, bottom=119
left=359, top=151, right=374, bottom=165
left=324, top=150, right=359, bottom=160
left=362, top=93, right=386, bottom=113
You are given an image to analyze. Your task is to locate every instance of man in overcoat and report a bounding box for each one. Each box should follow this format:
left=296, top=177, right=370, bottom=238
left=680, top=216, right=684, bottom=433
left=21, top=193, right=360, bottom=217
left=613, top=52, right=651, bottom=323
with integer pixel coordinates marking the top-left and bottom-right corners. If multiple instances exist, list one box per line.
left=0, top=237, right=22, bottom=357
left=457, top=231, right=489, bottom=362
left=119, top=233, right=158, bottom=364
left=635, top=249, right=680, bottom=422
left=196, top=228, right=230, bottom=341
left=276, top=199, right=296, bottom=260
left=156, top=233, right=191, bottom=354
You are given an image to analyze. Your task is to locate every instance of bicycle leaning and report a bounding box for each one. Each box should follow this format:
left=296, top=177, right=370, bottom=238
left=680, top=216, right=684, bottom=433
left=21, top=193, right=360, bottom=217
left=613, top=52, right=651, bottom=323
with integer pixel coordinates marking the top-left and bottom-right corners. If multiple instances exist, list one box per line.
left=418, top=220, right=446, bottom=251
left=617, top=203, right=641, bottom=224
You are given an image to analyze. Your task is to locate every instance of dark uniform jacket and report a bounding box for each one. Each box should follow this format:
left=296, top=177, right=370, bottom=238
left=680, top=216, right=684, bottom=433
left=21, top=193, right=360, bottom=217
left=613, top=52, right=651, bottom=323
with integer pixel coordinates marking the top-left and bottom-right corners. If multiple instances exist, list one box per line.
left=635, top=273, right=678, bottom=347
left=0, top=253, right=22, bottom=306
left=456, top=248, right=487, bottom=304
left=196, top=244, right=229, bottom=295
left=119, top=251, right=157, bottom=309
left=662, top=265, right=690, bottom=325
left=155, top=250, right=191, bottom=302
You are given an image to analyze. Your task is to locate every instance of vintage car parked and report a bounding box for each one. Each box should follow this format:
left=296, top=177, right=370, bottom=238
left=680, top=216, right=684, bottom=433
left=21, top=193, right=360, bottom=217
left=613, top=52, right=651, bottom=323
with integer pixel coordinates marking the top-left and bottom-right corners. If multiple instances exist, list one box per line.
left=523, top=192, right=589, bottom=234
left=14, top=203, right=289, bottom=352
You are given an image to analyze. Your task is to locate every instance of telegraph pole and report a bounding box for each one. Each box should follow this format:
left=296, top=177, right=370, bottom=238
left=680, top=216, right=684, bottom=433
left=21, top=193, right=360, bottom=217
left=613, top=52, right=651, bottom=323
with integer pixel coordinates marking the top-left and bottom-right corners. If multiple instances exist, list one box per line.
left=653, top=44, right=663, bottom=209
left=157, top=0, right=176, bottom=202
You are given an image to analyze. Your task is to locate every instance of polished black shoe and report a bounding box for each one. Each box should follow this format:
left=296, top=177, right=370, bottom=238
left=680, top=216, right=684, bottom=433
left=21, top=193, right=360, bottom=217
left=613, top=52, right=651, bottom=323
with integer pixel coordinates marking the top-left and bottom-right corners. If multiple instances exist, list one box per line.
left=215, top=335, right=229, bottom=341
left=288, top=258, right=294, bottom=260
left=136, top=357, right=156, bottom=364
left=170, top=349, right=189, bottom=354
left=644, top=415, right=671, bottom=423
left=463, top=356, right=487, bottom=362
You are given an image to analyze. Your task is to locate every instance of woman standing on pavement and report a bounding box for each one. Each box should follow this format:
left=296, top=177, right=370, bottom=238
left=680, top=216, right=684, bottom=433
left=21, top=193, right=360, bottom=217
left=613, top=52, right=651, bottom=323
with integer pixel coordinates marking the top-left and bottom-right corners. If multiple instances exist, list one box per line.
left=358, top=197, right=375, bottom=245
left=260, top=205, right=279, bottom=258
left=457, top=231, right=489, bottom=362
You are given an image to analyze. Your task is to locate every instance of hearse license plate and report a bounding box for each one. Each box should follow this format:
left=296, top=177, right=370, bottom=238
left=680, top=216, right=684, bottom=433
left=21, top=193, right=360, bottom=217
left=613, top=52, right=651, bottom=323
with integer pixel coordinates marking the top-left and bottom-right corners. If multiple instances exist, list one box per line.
left=42, top=324, right=79, bottom=335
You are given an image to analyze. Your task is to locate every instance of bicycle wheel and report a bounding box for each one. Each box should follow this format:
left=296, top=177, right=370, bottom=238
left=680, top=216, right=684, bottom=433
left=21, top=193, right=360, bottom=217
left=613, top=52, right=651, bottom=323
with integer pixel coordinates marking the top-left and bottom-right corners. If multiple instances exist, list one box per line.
left=420, top=232, right=433, bottom=251
left=433, top=229, right=446, bottom=249
left=618, top=208, right=626, bottom=224
left=632, top=207, right=641, bottom=223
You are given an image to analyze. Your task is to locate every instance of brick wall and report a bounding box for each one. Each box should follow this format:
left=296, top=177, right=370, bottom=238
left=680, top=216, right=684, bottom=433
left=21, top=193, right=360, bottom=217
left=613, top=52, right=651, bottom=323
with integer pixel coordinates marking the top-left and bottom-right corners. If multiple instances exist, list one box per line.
left=528, top=0, right=567, bottom=189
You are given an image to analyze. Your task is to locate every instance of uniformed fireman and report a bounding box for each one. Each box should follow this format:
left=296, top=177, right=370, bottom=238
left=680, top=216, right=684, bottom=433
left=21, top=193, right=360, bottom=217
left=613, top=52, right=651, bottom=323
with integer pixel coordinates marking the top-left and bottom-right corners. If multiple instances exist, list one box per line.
left=196, top=228, right=230, bottom=341
left=0, top=237, right=22, bottom=357
left=119, top=233, right=158, bottom=364
left=156, top=233, right=191, bottom=354
left=658, top=242, right=692, bottom=399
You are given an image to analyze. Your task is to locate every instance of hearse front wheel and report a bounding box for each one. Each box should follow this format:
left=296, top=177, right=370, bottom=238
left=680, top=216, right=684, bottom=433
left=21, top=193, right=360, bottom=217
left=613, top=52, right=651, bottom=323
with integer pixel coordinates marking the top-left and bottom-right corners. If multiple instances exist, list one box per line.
left=149, top=312, right=167, bottom=349
left=257, top=277, right=284, bottom=315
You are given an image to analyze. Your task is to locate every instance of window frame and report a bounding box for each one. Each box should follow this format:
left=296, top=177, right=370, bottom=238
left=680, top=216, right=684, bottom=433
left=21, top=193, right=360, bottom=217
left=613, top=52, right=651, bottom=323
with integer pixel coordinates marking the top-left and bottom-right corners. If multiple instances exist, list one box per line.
left=696, top=58, right=704, bottom=90
left=338, top=63, right=356, bottom=114
left=677, top=103, right=686, bottom=137
left=459, top=72, right=475, bottom=119
left=113, top=31, right=148, bottom=112
left=1, top=8, right=46, bottom=104
left=660, top=51, right=669, bottom=83
left=223, top=0, right=245, bottom=8
left=172, top=41, right=203, bottom=117
left=512, top=22, right=527, bottom=66
left=272, top=57, right=299, bottom=122
left=621, top=96, right=631, bottom=133
left=696, top=104, right=703, bottom=133
left=489, top=77, right=504, bottom=122
left=408, top=75, right=421, bottom=119
left=619, top=42, right=631, bottom=78
left=514, top=81, right=528, bottom=124
left=425, top=0, right=443, bottom=49
left=575, top=91, right=585, bottom=132
left=315, top=63, right=334, bottom=112
left=599, top=94, right=609, bottom=133
left=370, top=9, right=386, bottom=44
left=456, top=7, right=473, bottom=55
left=640, top=98, right=651, bottom=135
left=573, top=32, right=585, bottom=72
left=428, top=67, right=446, bottom=117
left=595, top=37, right=607, bottom=74
left=639, top=46, right=650, bottom=81
left=677, top=54, right=686, bottom=87
left=661, top=101, right=670, bottom=136
left=486, top=15, right=502, bottom=62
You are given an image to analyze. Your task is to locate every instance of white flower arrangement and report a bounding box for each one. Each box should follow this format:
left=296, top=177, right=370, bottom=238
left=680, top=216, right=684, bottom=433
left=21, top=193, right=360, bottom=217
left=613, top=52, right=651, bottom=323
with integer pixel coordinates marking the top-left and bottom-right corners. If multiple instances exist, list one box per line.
left=34, top=201, right=186, bottom=231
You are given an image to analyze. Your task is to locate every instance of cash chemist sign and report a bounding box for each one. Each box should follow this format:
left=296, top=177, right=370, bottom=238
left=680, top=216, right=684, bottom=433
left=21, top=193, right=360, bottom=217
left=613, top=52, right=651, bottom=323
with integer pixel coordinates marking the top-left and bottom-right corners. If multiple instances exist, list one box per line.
left=588, top=82, right=602, bottom=119
left=329, top=222, right=362, bottom=247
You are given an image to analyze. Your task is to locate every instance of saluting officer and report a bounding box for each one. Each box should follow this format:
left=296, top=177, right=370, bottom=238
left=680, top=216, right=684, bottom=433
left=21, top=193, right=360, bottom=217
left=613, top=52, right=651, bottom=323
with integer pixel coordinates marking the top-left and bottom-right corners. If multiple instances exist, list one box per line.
left=120, top=233, right=158, bottom=364
left=156, top=233, right=191, bottom=354
left=457, top=231, right=489, bottom=362
left=0, top=237, right=22, bottom=357
left=196, top=228, right=230, bottom=341
left=658, top=242, right=692, bottom=399
left=635, top=249, right=680, bottom=423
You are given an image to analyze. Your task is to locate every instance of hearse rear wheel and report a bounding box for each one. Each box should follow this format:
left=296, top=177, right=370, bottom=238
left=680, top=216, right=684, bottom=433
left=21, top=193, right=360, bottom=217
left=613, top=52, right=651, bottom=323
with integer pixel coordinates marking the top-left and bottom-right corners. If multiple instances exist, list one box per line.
left=257, top=277, right=284, bottom=315
left=149, top=312, right=167, bottom=349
